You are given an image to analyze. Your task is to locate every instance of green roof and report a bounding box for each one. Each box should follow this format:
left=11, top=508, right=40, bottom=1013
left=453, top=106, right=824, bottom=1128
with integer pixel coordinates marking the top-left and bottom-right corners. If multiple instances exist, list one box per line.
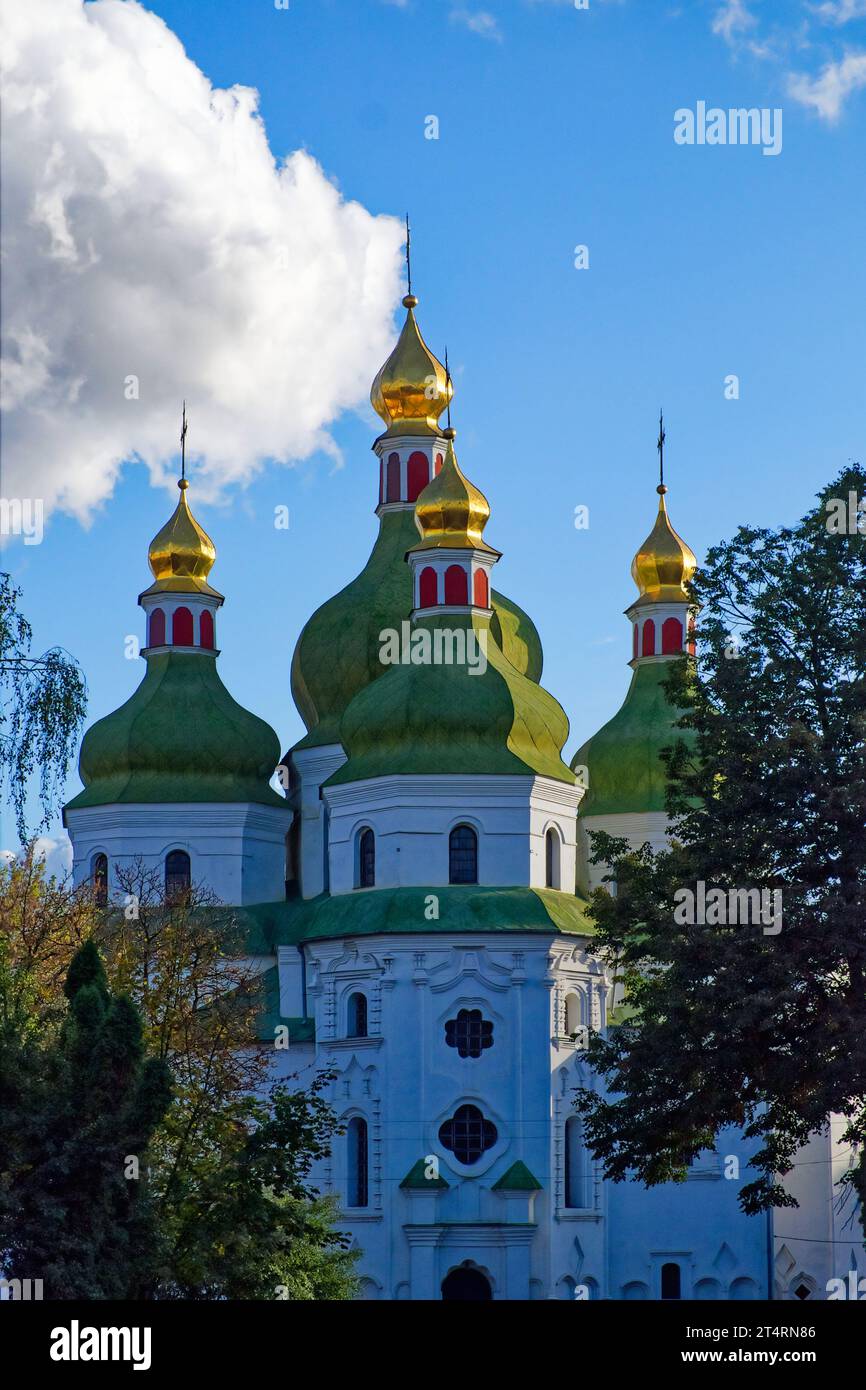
left=290, top=507, right=543, bottom=754
left=235, top=885, right=595, bottom=950
left=328, top=613, right=573, bottom=786
left=492, top=1160, right=543, bottom=1191
left=65, top=650, right=284, bottom=812
left=400, top=1159, right=449, bottom=1190
left=573, top=660, right=693, bottom=818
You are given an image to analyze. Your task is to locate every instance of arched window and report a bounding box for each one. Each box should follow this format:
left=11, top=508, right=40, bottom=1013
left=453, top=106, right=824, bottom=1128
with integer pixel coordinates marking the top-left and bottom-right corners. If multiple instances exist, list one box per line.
left=564, top=992, right=582, bottom=1037
left=564, top=1115, right=588, bottom=1208
left=347, top=992, right=368, bottom=1038
left=661, top=1262, right=682, bottom=1300
left=449, top=824, right=477, bottom=884
left=434, top=451, right=444, bottom=476
left=687, top=613, right=696, bottom=656
left=661, top=616, right=683, bottom=654
left=165, top=849, right=191, bottom=904
left=444, top=564, right=468, bottom=605
left=149, top=608, right=165, bottom=647
left=407, top=450, right=429, bottom=502
left=472, top=568, right=489, bottom=608
left=419, top=566, right=438, bottom=608
left=200, top=609, right=215, bottom=649
left=347, top=1117, right=368, bottom=1207
left=641, top=618, right=656, bottom=657
left=172, top=606, right=194, bottom=646
left=386, top=452, right=400, bottom=503
left=545, top=827, right=561, bottom=888
left=357, top=828, right=375, bottom=889
left=91, top=852, right=108, bottom=908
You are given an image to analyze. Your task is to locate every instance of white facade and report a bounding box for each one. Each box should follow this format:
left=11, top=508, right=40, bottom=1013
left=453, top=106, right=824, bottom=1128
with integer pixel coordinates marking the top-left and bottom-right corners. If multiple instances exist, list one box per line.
left=324, top=774, right=581, bottom=896
left=66, top=801, right=290, bottom=906
left=270, top=929, right=770, bottom=1300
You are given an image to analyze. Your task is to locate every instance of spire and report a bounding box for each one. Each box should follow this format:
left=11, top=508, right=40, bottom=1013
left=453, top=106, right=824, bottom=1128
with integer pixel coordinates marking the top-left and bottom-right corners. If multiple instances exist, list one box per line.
left=405, top=213, right=412, bottom=298
left=657, top=408, right=665, bottom=491
left=370, top=228, right=452, bottom=438
left=180, top=400, right=188, bottom=482
left=144, top=410, right=220, bottom=596
left=630, top=417, right=696, bottom=608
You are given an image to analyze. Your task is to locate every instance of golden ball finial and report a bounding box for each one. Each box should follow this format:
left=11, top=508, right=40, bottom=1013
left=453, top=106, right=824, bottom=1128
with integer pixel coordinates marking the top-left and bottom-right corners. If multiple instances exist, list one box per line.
left=371, top=296, right=452, bottom=437
left=631, top=489, right=696, bottom=605
left=147, top=479, right=217, bottom=591
left=410, top=439, right=500, bottom=555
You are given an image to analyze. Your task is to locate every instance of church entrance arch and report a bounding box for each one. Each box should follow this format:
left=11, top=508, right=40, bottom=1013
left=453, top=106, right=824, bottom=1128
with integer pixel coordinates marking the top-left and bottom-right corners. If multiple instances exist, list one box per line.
left=441, top=1263, right=493, bottom=1301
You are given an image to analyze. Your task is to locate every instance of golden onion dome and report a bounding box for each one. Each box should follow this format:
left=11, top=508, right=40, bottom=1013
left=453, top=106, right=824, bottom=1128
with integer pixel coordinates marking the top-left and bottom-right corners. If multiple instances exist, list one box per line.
left=630, top=485, right=697, bottom=606
left=370, top=295, right=452, bottom=437
left=411, top=434, right=500, bottom=555
left=145, top=479, right=221, bottom=595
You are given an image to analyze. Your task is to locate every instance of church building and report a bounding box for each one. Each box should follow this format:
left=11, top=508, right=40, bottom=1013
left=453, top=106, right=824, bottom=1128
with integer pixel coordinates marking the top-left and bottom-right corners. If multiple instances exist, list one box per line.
left=64, top=282, right=860, bottom=1302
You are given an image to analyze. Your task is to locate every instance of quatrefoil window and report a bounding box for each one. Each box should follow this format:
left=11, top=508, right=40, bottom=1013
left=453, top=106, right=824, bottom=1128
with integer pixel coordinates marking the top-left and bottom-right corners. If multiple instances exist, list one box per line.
left=438, top=1104, right=498, bottom=1166
left=445, top=1008, right=493, bottom=1059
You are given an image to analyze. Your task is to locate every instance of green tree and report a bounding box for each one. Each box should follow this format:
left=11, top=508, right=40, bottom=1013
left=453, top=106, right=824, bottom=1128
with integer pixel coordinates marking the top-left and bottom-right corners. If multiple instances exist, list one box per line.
left=576, top=466, right=866, bottom=1228
left=0, top=852, right=359, bottom=1299
left=0, top=571, right=87, bottom=842
left=0, top=938, right=173, bottom=1297
left=158, top=1073, right=359, bottom=1300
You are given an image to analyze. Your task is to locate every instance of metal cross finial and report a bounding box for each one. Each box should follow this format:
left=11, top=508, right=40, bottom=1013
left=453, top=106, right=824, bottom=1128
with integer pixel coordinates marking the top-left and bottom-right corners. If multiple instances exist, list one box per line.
left=180, top=401, right=188, bottom=481
left=405, top=213, right=412, bottom=297
left=657, top=409, right=666, bottom=489
left=445, top=347, right=452, bottom=429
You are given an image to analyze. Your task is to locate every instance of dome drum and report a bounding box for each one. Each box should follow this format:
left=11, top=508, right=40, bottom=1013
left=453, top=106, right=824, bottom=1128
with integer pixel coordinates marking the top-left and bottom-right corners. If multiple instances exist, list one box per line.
left=409, top=549, right=496, bottom=614
left=376, top=437, right=447, bottom=511
left=140, top=590, right=221, bottom=654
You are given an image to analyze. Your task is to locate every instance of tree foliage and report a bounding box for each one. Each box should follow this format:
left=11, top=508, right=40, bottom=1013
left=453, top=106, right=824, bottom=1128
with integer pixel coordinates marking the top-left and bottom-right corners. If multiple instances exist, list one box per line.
left=0, top=571, right=87, bottom=842
left=0, top=937, right=172, bottom=1297
left=576, top=466, right=866, bottom=1228
left=0, top=851, right=358, bottom=1298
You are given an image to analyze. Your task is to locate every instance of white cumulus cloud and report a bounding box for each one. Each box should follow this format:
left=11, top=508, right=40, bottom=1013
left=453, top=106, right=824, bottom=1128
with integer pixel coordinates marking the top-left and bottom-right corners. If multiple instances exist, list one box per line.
left=787, top=47, right=866, bottom=117
left=0, top=0, right=404, bottom=521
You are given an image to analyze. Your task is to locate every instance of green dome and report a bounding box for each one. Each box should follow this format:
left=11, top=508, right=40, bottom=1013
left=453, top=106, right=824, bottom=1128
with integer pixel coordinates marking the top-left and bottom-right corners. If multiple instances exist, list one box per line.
left=65, top=651, right=284, bottom=811
left=572, top=661, right=693, bottom=817
left=290, top=509, right=544, bottom=752
left=328, top=614, right=573, bottom=786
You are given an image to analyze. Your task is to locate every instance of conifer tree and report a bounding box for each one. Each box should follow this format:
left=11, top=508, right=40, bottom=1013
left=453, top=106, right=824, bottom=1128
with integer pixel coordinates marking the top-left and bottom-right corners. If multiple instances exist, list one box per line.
left=0, top=939, right=172, bottom=1297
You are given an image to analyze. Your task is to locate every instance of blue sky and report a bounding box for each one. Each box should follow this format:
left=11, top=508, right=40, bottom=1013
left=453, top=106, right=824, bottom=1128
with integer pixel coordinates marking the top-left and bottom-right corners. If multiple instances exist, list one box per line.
left=2, top=0, right=865, bottom=860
